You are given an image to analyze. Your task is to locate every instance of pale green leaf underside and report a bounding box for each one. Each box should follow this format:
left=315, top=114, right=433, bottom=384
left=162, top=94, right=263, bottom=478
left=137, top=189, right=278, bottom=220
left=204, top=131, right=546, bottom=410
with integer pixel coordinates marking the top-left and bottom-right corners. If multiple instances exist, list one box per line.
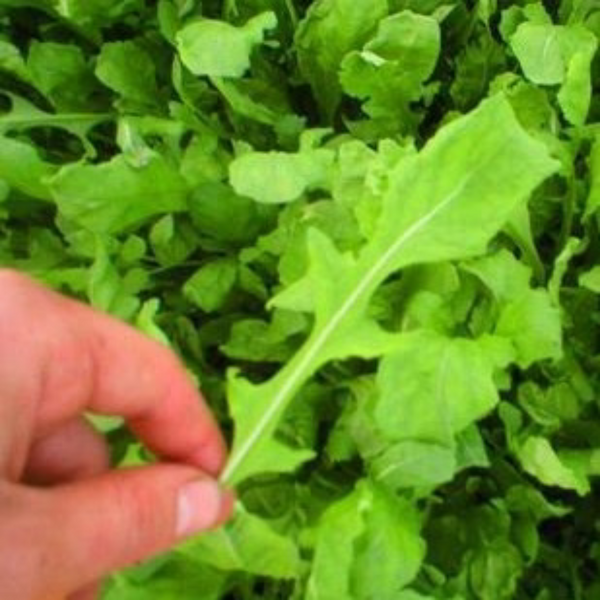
left=178, top=505, right=302, bottom=579
left=221, top=94, right=558, bottom=486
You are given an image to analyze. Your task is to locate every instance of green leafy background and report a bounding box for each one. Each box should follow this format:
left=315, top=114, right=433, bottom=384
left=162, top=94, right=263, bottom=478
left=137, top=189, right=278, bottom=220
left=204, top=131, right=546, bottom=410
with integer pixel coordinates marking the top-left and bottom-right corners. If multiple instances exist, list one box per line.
left=1, top=0, right=600, bottom=598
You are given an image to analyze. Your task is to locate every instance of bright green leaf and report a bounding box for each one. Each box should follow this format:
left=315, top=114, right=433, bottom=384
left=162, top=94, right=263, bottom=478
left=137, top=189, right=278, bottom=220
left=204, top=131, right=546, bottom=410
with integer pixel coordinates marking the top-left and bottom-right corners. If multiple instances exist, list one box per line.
left=375, top=331, right=504, bottom=445
left=183, top=258, right=238, bottom=312
left=229, top=147, right=334, bottom=204
left=295, top=0, right=388, bottom=120
left=96, top=41, right=159, bottom=107
left=176, top=12, right=277, bottom=78
left=495, top=289, right=562, bottom=367
left=517, top=436, right=590, bottom=495
left=179, top=505, right=302, bottom=579
left=511, top=24, right=565, bottom=85
left=579, top=266, right=600, bottom=292
left=49, top=154, right=188, bottom=234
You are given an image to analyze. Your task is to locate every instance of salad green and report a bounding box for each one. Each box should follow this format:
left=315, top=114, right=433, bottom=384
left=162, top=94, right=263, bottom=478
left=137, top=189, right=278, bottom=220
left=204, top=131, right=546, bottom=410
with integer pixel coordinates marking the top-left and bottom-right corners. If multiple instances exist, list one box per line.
left=1, top=0, right=600, bottom=598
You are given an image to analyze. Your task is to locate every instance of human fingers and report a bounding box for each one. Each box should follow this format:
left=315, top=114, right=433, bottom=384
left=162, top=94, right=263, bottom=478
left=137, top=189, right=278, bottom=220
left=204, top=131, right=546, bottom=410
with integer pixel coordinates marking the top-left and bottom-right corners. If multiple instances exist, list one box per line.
left=23, top=418, right=110, bottom=486
left=0, top=464, right=234, bottom=600
left=67, top=581, right=101, bottom=600
left=0, top=269, right=227, bottom=478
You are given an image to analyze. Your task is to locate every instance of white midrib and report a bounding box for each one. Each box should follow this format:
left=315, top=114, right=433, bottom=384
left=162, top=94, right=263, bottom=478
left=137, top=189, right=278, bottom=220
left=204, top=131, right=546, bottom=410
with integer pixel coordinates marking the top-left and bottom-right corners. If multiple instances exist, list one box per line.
left=222, top=175, right=472, bottom=484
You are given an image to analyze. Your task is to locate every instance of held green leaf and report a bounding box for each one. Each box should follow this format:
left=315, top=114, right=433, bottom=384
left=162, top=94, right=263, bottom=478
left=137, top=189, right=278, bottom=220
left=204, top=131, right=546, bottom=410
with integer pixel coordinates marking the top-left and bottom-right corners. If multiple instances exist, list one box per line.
left=221, top=94, right=558, bottom=486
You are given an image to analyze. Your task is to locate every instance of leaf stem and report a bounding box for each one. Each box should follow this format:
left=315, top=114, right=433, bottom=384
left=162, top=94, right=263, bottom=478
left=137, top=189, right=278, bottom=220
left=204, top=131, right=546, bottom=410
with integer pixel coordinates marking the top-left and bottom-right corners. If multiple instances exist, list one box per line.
left=0, top=113, right=114, bottom=130
left=284, top=0, right=299, bottom=29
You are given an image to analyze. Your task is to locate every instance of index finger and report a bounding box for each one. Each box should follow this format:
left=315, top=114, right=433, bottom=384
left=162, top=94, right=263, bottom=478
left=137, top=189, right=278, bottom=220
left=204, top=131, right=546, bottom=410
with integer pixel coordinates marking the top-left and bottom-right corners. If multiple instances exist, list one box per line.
left=0, top=270, right=227, bottom=476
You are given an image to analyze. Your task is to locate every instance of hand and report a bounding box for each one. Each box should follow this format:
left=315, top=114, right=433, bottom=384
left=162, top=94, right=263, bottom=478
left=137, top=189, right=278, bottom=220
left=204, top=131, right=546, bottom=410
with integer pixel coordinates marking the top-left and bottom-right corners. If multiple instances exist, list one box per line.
left=0, top=270, right=234, bottom=600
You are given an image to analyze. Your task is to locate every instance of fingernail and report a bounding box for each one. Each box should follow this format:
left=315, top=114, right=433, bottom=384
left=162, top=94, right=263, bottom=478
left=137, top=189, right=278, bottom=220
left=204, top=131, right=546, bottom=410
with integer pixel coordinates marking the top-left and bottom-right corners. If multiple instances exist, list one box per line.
left=177, top=479, right=223, bottom=538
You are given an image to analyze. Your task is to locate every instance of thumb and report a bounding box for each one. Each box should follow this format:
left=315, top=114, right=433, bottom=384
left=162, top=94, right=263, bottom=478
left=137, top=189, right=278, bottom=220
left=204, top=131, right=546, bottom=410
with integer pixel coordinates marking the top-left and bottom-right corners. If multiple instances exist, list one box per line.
left=0, top=465, right=233, bottom=599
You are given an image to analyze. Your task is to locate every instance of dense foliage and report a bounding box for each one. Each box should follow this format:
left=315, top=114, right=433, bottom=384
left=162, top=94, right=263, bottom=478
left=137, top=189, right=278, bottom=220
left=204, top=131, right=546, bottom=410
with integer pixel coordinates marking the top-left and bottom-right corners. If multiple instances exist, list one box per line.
left=1, top=0, right=600, bottom=598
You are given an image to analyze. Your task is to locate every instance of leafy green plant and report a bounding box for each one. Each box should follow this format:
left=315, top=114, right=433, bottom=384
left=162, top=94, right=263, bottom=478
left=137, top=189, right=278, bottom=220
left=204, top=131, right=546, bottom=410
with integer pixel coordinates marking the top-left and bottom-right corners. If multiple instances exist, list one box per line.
left=1, top=0, right=600, bottom=598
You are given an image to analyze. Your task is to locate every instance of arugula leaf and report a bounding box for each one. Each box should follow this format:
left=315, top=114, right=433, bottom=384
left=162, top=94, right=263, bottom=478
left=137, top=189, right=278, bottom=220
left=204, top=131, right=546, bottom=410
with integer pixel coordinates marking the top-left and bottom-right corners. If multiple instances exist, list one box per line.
left=0, top=93, right=110, bottom=153
left=178, top=505, right=302, bottom=579
left=369, top=440, right=457, bottom=490
left=295, top=0, right=388, bottom=120
left=306, top=483, right=365, bottom=600
left=375, top=331, right=510, bottom=445
left=183, top=259, right=238, bottom=313
left=464, top=249, right=563, bottom=367
left=27, top=42, right=97, bottom=112
left=87, top=240, right=145, bottom=320
left=102, top=557, right=226, bottom=600
left=188, top=182, right=270, bottom=246
left=221, top=310, right=308, bottom=363
left=585, top=134, right=600, bottom=217
left=511, top=24, right=566, bottom=85
left=0, top=40, right=31, bottom=83
left=451, top=29, right=507, bottom=111
left=176, top=12, right=277, bottom=78
left=222, top=94, right=556, bottom=486
left=510, top=21, right=598, bottom=124
left=517, top=436, right=590, bottom=495
left=308, top=480, right=424, bottom=600
left=49, top=153, right=188, bottom=234
left=579, top=265, right=600, bottom=292
left=229, top=145, right=335, bottom=203
left=0, top=137, right=57, bottom=200
left=96, top=42, right=160, bottom=110
left=495, top=290, right=562, bottom=367
left=56, top=0, right=142, bottom=36
left=340, top=11, right=441, bottom=133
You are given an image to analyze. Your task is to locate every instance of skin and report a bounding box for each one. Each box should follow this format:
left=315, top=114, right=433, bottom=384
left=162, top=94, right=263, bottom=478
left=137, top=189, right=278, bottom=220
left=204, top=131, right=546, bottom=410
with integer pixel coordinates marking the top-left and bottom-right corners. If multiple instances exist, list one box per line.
left=0, top=269, right=234, bottom=600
